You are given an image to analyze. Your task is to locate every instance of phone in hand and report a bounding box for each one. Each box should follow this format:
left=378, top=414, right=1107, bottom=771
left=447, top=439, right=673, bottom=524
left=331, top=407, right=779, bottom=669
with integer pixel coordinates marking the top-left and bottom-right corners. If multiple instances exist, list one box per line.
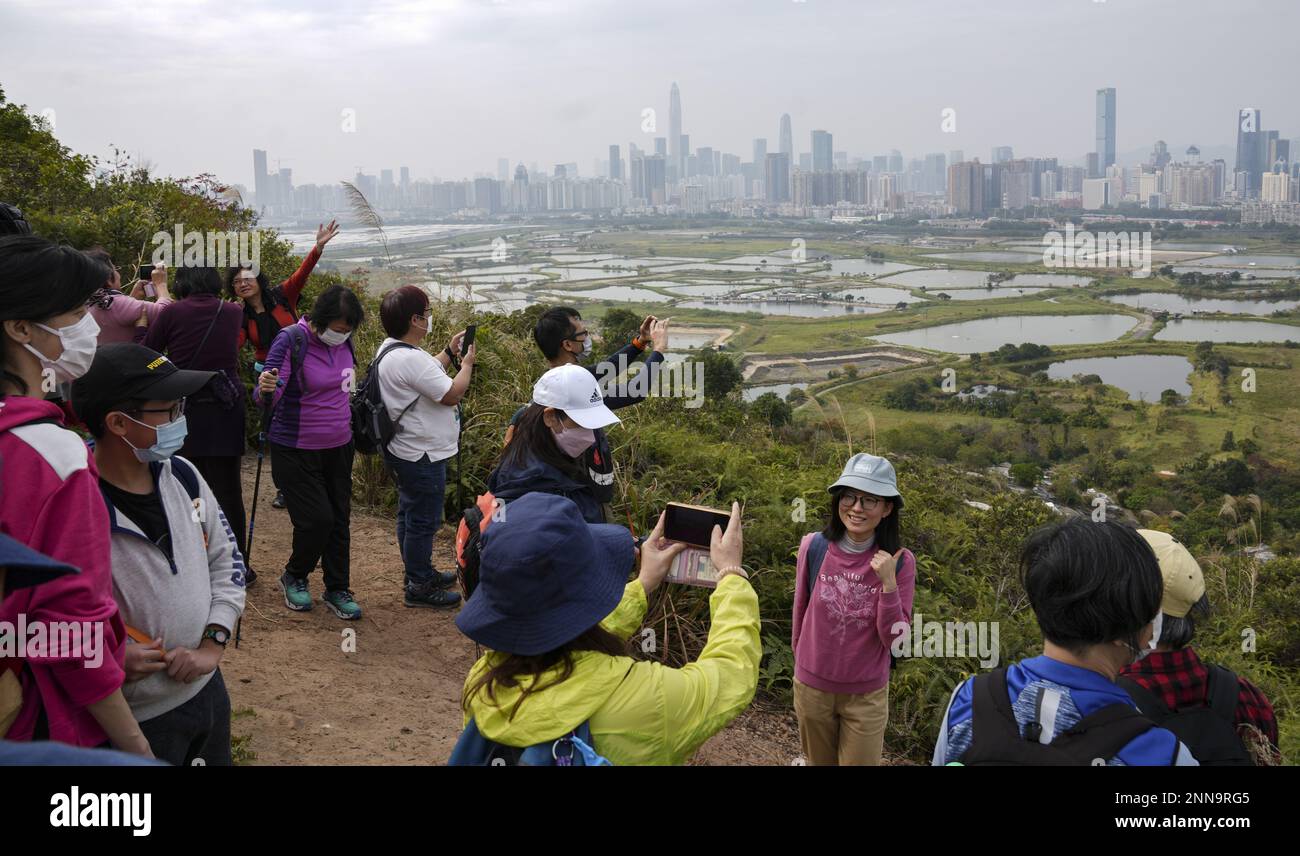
left=663, top=502, right=731, bottom=587
left=463, top=324, right=477, bottom=350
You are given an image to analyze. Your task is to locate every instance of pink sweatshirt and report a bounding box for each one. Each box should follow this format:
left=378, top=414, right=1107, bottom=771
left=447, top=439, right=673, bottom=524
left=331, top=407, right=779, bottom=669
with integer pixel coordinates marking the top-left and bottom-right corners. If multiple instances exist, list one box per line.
left=90, top=293, right=174, bottom=345
left=791, top=533, right=915, bottom=695
left=0, top=396, right=126, bottom=745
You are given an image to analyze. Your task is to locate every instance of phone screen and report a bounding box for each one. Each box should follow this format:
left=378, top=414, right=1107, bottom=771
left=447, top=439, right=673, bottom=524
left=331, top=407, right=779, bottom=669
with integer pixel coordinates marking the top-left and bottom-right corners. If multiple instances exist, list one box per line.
left=663, top=503, right=729, bottom=548
left=463, top=324, right=477, bottom=348
left=137, top=265, right=153, bottom=281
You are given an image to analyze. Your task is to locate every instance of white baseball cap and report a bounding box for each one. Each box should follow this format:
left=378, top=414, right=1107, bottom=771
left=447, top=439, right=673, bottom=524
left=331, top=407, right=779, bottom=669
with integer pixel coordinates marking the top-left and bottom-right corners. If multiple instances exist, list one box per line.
left=532, top=364, right=621, bottom=430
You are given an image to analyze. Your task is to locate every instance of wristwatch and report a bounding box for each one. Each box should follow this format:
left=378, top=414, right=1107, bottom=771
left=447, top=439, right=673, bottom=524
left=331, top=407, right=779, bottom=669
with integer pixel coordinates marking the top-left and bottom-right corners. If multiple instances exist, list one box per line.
left=202, top=627, right=230, bottom=647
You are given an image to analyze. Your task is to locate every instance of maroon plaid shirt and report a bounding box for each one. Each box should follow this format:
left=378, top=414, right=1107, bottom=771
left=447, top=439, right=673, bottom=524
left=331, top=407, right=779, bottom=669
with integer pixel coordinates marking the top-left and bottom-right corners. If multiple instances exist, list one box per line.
left=1122, top=647, right=1279, bottom=750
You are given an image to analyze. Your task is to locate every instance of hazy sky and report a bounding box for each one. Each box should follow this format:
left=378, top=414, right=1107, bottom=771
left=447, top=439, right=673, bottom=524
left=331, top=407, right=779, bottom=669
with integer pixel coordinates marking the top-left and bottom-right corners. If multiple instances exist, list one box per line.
left=2, top=0, right=1297, bottom=188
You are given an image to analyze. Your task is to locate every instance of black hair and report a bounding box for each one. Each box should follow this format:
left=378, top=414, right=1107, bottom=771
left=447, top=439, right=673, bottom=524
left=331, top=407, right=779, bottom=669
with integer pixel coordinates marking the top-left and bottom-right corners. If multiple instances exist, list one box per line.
left=82, top=397, right=149, bottom=440
left=380, top=285, right=430, bottom=339
left=496, top=403, right=587, bottom=483
left=174, top=266, right=224, bottom=299
left=1159, top=594, right=1211, bottom=650
left=310, top=285, right=364, bottom=333
left=821, top=485, right=901, bottom=554
left=0, top=236, right=110, bottom=395
left=225, top=264, right=273, bottom=309
left=533, top=306, right=581, bottom=360
left=82, top=246, right=119, bottom=310
left=1020, top=518, right=1163, bottom=654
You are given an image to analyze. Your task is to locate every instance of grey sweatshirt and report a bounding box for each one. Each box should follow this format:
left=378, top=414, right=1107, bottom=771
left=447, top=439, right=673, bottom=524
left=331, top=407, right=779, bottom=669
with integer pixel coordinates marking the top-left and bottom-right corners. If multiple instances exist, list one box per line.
left=103, top=456, right=246, bottom=722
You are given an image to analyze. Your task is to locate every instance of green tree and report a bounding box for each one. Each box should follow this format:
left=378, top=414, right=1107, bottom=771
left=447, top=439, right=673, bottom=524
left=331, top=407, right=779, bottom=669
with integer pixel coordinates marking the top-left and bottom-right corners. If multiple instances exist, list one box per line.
left=696, top=349, right=742, bottom=399
left=1221, top=430, right=1237, bottom=452
left=749, top=392, right=792, bottom=428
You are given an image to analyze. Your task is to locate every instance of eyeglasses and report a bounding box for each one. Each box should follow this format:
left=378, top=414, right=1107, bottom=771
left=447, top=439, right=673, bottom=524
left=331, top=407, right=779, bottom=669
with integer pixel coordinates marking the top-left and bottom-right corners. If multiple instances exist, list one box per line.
left=126, top=398, right=186, bottom=422
left=565, top=330, right=590, bottom=342
left=839, top=492, right=884, bottom=511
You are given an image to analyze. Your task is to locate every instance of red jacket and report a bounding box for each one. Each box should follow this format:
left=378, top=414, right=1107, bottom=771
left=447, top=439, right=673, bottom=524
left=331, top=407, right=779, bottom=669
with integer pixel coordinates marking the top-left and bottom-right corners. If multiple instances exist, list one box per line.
left=238, top=245, right=321, bottom=362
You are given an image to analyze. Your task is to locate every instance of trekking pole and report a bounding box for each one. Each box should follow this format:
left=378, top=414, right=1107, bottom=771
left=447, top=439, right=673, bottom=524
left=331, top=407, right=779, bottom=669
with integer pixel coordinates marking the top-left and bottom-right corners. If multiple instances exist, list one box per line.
left=237, top=390, right=273, bottom=649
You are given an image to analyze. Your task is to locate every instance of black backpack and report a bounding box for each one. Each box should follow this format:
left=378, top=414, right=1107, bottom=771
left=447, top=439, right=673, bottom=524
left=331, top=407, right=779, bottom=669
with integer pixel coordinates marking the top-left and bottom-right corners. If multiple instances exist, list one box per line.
left=804, top=533, right=900, bottom=671
left=350, top=342, right=417, bottom=455
left=959, top=668, right=1166, bottom=765
left=1118, top=666, right=1254, bottom=766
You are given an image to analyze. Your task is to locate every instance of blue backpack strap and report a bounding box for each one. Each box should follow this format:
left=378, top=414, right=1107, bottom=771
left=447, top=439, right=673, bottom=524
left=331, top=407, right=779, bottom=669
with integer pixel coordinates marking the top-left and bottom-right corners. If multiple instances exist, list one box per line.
left=168, top=457, right=202, bottom=503
left=448, top=718, right=611, bottom=766
left=805, top=533, right=829, bottom=599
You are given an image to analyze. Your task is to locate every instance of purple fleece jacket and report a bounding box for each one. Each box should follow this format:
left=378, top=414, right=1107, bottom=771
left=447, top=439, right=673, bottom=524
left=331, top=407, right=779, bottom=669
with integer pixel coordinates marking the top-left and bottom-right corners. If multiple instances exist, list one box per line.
left=262, top=317, right=354, bottom=450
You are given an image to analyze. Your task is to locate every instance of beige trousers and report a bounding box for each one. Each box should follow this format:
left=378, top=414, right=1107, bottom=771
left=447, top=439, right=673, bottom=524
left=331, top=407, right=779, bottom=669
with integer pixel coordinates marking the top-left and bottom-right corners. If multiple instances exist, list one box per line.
left=793, top=678, right=889, bottom=766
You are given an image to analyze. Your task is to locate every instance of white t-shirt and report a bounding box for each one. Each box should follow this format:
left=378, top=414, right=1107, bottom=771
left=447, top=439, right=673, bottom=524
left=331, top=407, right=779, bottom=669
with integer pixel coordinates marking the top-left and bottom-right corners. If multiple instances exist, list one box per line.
left=374, top=338, right=458, bottom=463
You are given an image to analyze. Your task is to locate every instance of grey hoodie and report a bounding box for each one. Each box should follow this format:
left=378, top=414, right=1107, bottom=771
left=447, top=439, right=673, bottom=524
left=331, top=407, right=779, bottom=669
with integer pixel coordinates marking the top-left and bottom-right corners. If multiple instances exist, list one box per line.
left=102, top=456, right=246, bottom=722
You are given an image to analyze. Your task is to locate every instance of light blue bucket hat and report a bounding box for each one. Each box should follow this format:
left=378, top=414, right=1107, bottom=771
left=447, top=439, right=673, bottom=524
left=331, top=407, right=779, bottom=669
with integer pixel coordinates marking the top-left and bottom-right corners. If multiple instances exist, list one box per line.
left=828, top=453, right=903, bottom=508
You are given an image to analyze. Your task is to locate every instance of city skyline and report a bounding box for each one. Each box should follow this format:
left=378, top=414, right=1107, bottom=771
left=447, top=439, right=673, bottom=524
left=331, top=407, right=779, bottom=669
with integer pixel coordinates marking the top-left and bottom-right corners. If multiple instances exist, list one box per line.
left=2, top=0, right=1297, bottom=188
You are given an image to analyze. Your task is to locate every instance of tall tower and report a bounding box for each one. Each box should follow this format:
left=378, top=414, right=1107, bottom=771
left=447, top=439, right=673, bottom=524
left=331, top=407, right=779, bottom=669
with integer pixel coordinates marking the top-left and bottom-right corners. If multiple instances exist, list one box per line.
left=811, top=130, right=832, bottom=173
left=669, top=83, right=682, bottom=182
left=779, top=114, right=793, bottom=162
left=1095, top=88, right=1117, bottom=172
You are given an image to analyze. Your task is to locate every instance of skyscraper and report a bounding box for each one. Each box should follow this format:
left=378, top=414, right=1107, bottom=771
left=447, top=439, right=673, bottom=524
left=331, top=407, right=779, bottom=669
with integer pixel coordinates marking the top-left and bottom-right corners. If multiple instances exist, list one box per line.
left=497, top=158, right=509, bottom=182
left=609, top=144, right=622, bottom=180
left=765, top=153, right=790, bottom=203
left=1096, top=88, right=1117, bottom=172
left=811, top=130, right=833, bottom=173
left=753, top=138, right=767, bottom=167
left=252, top=149, right=269, bottom=206
left=1236, top=108, right=1263, bottom=196
left=947, top=160, right=985, bottom=214
left=669, top=83, right=682, bottom=181
left=992, top=146, right=1013, bottom=164
left=779, top=114, right=793, bottom=161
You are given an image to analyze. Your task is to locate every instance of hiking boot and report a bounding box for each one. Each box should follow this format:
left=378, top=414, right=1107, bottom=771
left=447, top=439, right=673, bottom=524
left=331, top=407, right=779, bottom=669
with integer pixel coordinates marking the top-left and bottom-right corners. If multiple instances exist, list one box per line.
left=405, top=582, right=461, bottom=609
left=323, top=589, right=362, bottom=620
left=279, top=571, right=312, bottom=612
left=271, top=490, right=286, bottom=509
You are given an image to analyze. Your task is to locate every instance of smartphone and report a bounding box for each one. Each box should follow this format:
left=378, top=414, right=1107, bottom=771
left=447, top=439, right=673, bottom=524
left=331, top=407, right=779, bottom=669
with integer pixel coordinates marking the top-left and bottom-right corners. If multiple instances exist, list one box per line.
left=137, top=265, right=154, bottom=281
left=463, top=324, right=477, bottom=349
left=143, top=282, right=156, bottom=298
left=663, top=502, right=731, bottom=587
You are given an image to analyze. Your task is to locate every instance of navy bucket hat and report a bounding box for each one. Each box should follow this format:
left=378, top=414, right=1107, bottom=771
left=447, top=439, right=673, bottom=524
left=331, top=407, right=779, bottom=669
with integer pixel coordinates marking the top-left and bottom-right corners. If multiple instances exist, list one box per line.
left=455, top=492, right=635, bottom=656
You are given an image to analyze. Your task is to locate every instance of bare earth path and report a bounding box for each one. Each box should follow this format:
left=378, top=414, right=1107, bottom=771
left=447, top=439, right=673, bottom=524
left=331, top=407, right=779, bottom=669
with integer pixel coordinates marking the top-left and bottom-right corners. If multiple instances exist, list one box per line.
left=221, top=455, right=801, bottom=766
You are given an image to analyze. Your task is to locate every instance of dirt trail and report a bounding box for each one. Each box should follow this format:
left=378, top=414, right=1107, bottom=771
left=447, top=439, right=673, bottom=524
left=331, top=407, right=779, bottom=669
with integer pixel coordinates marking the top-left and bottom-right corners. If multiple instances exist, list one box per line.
left=222, top=455, right=801, bottom=766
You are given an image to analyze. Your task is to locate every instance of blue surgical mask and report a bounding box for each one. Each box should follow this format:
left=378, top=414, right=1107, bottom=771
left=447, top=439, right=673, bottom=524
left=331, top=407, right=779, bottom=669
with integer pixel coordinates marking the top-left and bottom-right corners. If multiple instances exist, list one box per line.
left=121, top=414, right=189, bottom=462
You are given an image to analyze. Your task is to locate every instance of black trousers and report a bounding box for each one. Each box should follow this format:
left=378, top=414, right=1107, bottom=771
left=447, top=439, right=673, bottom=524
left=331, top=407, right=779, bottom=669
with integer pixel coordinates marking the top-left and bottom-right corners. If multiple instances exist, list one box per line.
left=270, top=441, right=354, bottom=591
left=188, top=455, right=248, bottom=564
left=138, top=669, right=232, bottom=766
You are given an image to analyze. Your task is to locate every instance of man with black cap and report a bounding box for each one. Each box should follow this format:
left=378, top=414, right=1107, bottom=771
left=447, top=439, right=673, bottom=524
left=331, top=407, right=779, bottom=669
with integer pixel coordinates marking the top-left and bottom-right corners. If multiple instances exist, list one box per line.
left=71, top=343, right=246, bottom=766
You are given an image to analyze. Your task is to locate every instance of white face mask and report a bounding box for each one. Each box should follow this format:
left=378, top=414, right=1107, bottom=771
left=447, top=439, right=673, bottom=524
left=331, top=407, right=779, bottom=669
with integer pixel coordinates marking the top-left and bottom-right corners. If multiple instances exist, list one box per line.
left=319, top=327, right=351, bottom=347
left=418, top=314, right=432, bottom=339
left=1129, top=612, right=1163, bottom=662
left=21, top=314, right=101, bottom=382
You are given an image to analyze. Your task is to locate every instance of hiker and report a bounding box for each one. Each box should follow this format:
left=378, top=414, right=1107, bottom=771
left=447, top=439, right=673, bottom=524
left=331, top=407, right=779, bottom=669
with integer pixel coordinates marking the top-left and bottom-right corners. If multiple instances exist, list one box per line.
left=791, top=452, right=915, bottom=766
left=488, top=364, right=620, bottom=525
left=137, top=266, right=253, bottom=584
left=0, top=534, right=164, bottom=765
left=0, top=235, right=149, bottom=755
left=932, top=518, right=1198, bottom=765
left=451, top=492, right=761, bottom=765
left=257, top=285, right=364, bottom=619
left=84, top=248, right=172, bottom=345
left=374, top=286, right=474, bottom=609
left=504, top=307, right=668, bottom=522
left=1118, top=529, right=1279, bottom=765
left=0, top=202, right=32, bottom=235
left=72, top=343, right=246, bottom=766
left=228, top=220, right=338, bottom=512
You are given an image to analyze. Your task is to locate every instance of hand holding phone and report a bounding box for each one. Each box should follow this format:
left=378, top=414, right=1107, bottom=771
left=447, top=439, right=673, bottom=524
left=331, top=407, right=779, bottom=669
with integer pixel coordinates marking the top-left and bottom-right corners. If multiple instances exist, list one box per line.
left=663, top=502, right=736, bottom=587
left=463, top=324, right=477, bottom=349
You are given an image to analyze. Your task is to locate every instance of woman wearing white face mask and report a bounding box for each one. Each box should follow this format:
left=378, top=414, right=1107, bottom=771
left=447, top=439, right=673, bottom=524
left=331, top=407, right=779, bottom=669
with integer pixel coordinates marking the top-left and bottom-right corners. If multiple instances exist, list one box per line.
left=487, top=365, right=621, bottom=525
left=256, top=286, right=367, bottom=620
left=0, top=236, right=153, bottom=757
left=372, top=286, right=475, bottom=609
